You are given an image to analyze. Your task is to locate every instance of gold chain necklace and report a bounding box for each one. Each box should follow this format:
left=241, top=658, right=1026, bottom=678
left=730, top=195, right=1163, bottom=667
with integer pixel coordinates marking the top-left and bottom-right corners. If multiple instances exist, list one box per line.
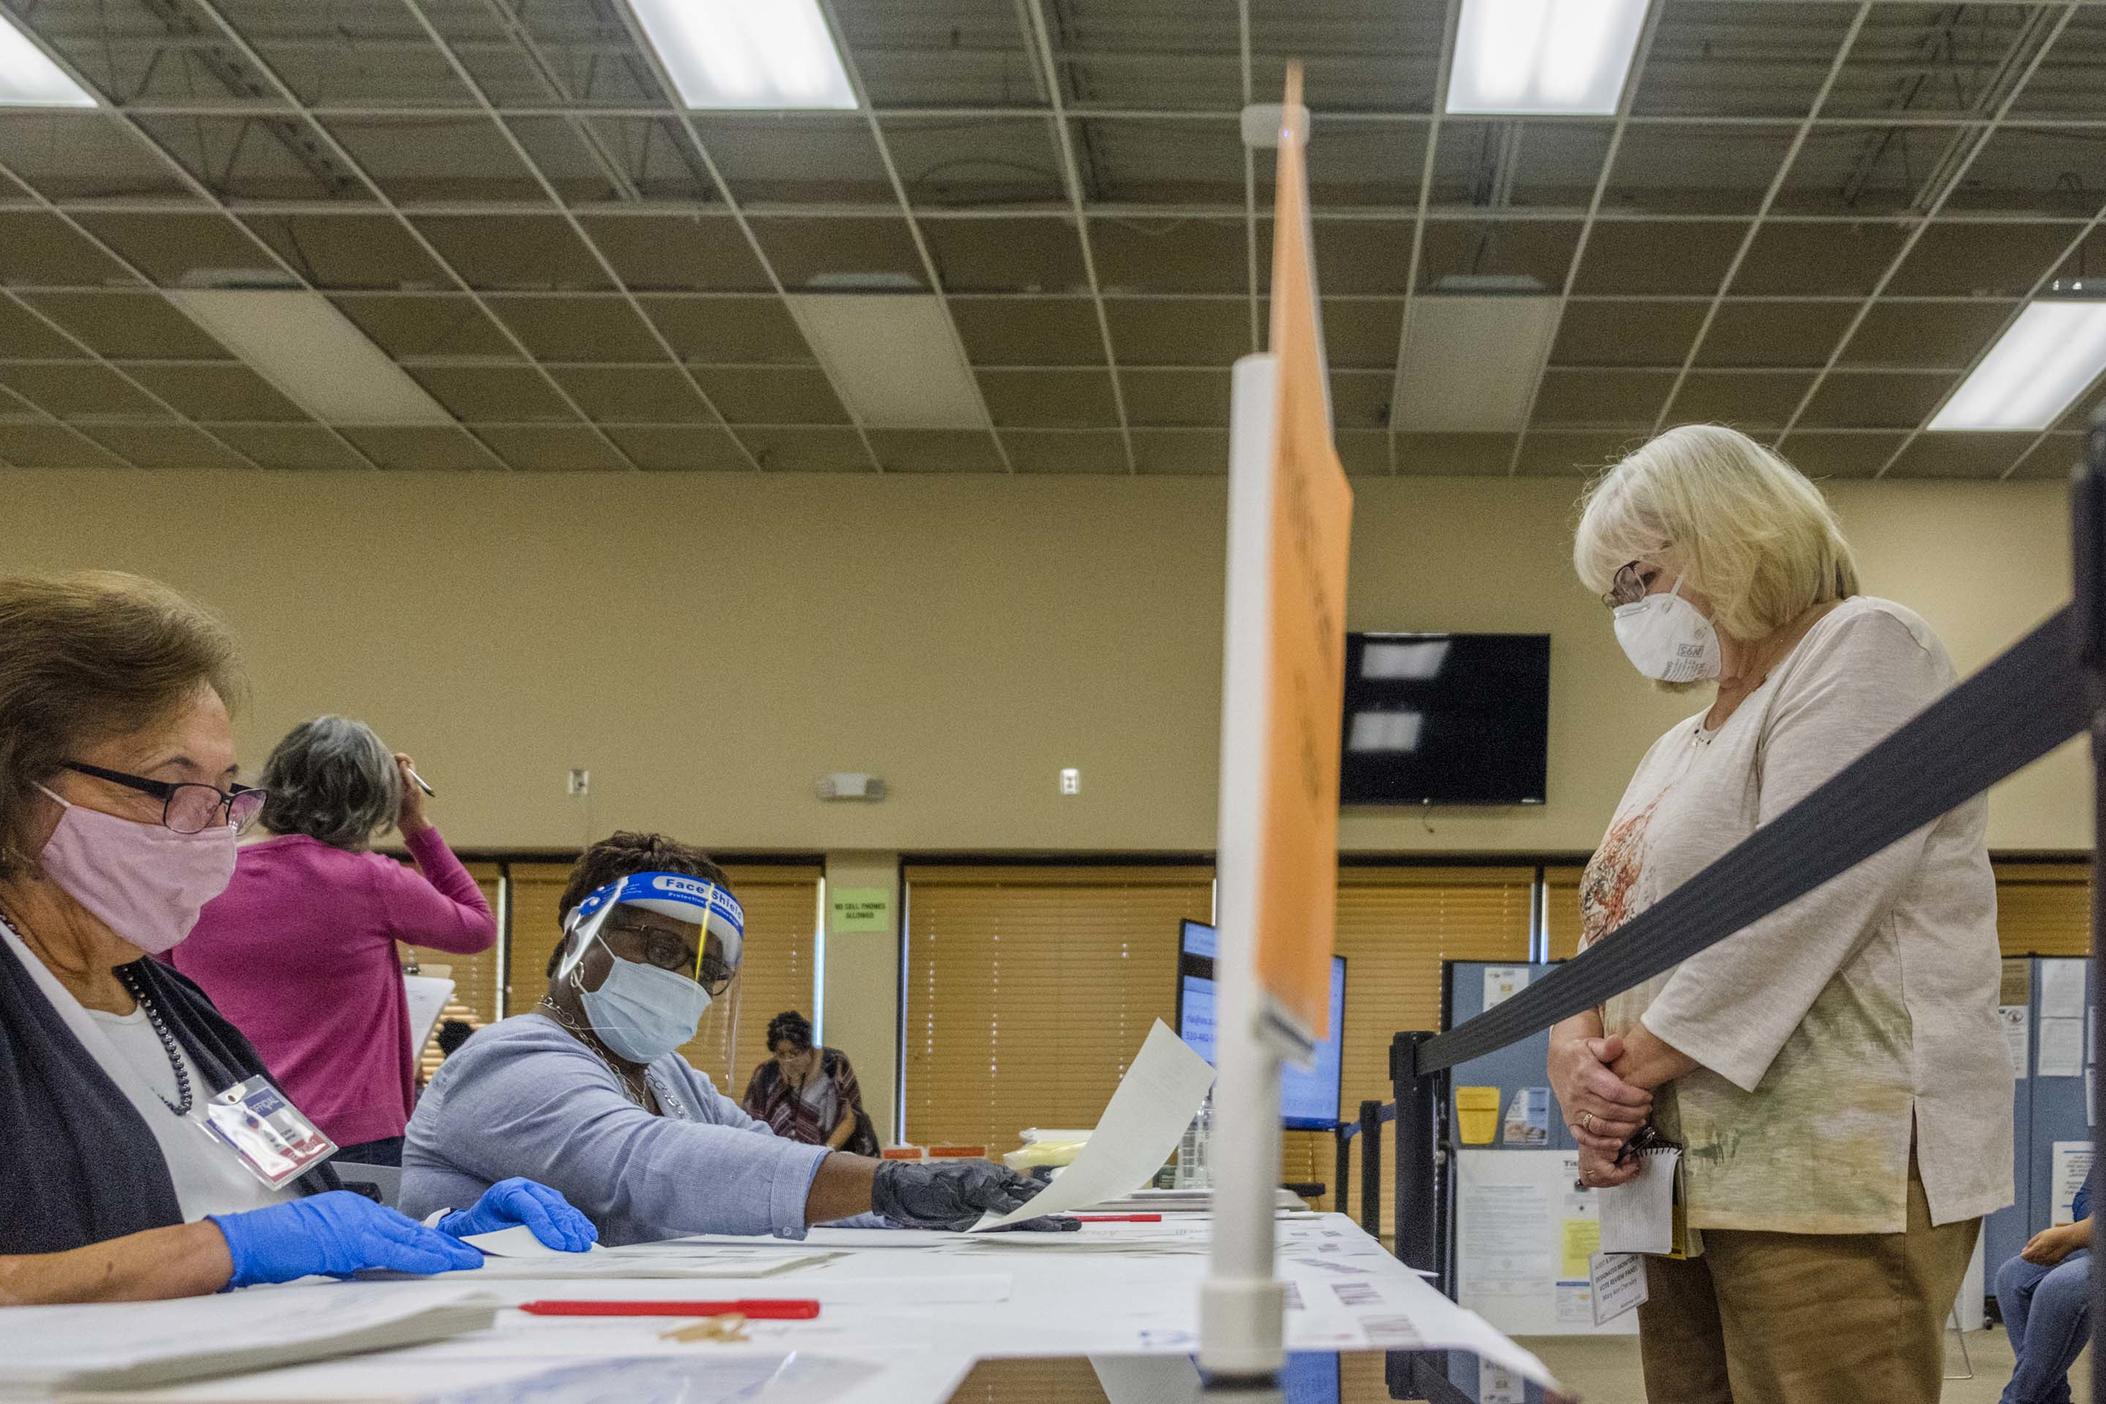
left=538, top=997, right=653, bottom=1110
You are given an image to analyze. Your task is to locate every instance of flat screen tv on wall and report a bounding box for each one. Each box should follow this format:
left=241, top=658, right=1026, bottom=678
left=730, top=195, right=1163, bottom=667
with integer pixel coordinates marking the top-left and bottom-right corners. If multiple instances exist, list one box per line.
left=1338, top=632, right=1550, bottom=806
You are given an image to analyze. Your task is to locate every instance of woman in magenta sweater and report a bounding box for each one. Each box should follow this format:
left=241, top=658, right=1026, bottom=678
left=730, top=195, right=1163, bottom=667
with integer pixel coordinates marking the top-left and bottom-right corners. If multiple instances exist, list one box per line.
left=174, top=716, right=495, bottom=1166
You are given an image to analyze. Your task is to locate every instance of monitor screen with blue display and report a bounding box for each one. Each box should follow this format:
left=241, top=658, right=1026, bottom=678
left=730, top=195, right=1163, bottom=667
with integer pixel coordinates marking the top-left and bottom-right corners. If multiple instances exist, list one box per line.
left=1175, top=919, right=1345, bottom=1130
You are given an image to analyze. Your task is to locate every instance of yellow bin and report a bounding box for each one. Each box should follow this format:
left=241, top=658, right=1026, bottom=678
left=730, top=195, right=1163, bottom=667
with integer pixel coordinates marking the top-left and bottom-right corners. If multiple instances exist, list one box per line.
left=1456, top=1086, right=1501, bottom=1145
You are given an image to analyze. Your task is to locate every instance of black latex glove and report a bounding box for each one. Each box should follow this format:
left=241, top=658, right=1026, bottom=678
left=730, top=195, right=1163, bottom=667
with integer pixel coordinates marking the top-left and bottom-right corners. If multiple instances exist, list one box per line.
left=871, top=1160, right=1080, bottom=1233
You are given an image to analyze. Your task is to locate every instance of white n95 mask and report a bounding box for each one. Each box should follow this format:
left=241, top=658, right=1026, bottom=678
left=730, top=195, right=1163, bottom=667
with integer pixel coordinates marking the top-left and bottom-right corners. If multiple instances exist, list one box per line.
left=575, top=940, right=712, bottom=1064
left=1613, top=578, right=1720, bottom=684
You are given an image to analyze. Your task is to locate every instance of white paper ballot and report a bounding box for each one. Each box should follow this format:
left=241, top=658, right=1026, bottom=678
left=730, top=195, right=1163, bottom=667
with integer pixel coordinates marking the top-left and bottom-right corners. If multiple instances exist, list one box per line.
left=2043, top=959, right=2088, bottom=1019
left=464, top=1225, right=588, bottom=1258
left=1589, top=1252, right=1648, bottom=1325
left=2041, top=1017, right=2086, bottom=1078
left=971, top=1020, right=1214, bottom=1231
left=1597, top=1147, right=1677, bottom=1256
left=2002, top=1005, right=2032, bottom=1079
left=404, top=974, right=455, bottom=1061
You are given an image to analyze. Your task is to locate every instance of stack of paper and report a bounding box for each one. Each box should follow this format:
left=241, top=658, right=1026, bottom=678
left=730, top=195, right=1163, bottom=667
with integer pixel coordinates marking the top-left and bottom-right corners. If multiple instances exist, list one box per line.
left=0, top=1283, right=497, bottom=1395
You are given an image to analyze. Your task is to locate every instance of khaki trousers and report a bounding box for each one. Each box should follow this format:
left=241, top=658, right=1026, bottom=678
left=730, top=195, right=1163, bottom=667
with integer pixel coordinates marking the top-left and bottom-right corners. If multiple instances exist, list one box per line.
left=1636, top=1162, right=1978, bottom=1404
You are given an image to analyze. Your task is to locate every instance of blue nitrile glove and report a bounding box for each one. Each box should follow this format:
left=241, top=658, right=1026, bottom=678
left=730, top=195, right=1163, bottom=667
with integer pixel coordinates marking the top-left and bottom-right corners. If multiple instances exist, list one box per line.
left=210, top=1191, right=484, bottom=1288
left=435, top=1177, right=598, bottom=1252
left=872, top=1160, right=1080, bottom=1233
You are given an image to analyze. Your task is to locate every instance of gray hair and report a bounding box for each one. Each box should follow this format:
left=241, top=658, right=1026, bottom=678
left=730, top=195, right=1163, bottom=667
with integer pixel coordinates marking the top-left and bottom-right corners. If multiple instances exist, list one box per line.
left=258, top=715, right=401, bottom=851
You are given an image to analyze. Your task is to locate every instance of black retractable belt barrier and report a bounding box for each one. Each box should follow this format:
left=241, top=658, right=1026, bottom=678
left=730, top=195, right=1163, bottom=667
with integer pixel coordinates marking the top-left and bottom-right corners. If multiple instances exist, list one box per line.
left=2075, top=410, right=2106, bottom=1404
left=1359, top=1099, right=1384, bottom=1242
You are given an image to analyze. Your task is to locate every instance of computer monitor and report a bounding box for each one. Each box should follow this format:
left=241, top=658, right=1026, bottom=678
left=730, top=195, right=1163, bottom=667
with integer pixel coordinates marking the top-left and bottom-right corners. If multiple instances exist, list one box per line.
left=1174, top=919, right=1346, bottom=1130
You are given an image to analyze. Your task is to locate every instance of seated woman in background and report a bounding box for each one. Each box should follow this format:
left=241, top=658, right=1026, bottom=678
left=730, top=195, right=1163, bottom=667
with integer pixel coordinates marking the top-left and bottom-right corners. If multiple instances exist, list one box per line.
left=742, top=1009, right=879, bottom=1154
left=0, top=572, right=590, bottom=1305
left=1996, top=1183, right=2093, bottom=1404
left=404, top=832, right=1068, bottom=1243
left=175, top=715, right=496, bottom=1167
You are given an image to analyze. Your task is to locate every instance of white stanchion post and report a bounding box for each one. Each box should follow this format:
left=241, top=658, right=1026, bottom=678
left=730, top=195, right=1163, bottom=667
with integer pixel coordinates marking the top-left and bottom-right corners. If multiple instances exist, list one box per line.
left=1201, top=352, right=1291, bottom=1381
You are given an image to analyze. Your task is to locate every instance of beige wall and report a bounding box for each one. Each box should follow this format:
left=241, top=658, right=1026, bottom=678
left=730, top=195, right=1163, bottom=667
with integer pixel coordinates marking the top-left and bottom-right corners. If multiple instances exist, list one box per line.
left=0, top=470, right=2082, bottom=855
left=821, top=849, right=900, bottom=1141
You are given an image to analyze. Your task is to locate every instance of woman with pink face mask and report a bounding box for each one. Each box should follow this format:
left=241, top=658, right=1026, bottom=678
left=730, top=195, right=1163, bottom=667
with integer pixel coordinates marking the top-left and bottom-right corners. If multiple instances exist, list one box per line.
left=0, top=572, right=593, bottom=1305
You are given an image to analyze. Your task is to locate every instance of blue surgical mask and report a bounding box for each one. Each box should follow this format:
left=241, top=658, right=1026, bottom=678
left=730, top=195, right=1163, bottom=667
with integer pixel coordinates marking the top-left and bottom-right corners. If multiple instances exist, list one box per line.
left=574, top=935, right=712, bottom=1064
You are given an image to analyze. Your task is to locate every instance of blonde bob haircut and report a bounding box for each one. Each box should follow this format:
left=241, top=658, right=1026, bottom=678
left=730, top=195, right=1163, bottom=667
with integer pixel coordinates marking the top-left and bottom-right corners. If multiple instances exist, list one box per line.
left=1574, top=424, right=1860, bottom=642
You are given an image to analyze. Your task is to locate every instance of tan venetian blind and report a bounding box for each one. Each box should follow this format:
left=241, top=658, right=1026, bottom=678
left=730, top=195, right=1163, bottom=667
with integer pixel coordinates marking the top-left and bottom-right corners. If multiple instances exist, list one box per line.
left=1544, top=864, right=1584, bottom=960
left=398, top=861, right=503, bottom=1083
left=1335, top=865, right=1534, bottom=1232
left=903, top=865, right=1210, bottom=1153
left=1996, top=861, right=2092, bottom=956
left=503, top=859, right=820, bottom=1097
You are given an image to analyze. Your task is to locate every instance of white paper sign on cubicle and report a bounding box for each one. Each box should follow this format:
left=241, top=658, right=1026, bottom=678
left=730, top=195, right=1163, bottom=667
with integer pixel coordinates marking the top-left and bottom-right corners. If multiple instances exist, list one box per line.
left=2053, top=1141, right=2094, bottom=1225
left=1454, top=1150, right=1637, bottom=1338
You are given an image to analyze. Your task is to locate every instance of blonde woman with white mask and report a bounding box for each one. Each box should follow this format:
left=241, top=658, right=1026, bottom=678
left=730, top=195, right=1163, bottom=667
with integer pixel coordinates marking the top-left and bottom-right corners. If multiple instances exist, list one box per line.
left=1546, top=425, right=2009, bottom=1404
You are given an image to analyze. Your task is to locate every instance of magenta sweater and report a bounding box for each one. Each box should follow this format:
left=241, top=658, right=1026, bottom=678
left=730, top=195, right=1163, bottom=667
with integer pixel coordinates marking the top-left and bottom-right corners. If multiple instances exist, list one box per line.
left=173, top=827, right=496, bottom=1147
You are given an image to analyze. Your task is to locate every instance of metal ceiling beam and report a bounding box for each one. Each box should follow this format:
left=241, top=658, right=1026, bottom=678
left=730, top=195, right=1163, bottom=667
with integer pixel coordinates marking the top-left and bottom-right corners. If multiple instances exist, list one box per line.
left=1384, top=0, right=1461, bottom=475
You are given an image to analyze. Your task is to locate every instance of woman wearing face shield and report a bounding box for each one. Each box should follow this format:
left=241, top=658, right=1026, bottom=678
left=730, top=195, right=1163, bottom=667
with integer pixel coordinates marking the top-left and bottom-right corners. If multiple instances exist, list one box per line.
left=402, top=832, right=1071, bottom=1243
left=0, top=573, right=593, bottom=1305
left=1547, top=426, right=2008, bottom=1404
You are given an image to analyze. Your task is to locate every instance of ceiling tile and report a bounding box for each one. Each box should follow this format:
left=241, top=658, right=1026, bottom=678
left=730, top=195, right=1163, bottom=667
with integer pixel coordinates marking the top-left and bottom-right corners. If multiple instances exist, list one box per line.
left=1885, top=221, right=2078, bottom=298
left=66, top=213, right=275, bottom=288
left=1322, top=301, right=1403, bottom=370
left=1552, top=301, right=1707, bottom=367
left=1311, top=221, right=1417, bottom=296
left=837, top=0, right=1040, bottom=107
left=1884, top=433, right=2033, bottom=480
left=1827, top=4, right=2043, bottom=116
left=211, top=424, right=374, bottom=472
left=1071, top=118, right=1246, bottom=206
left=1132, top=428, right=1229, bottom=475
left=688, top=367, right=851, bottom=425
left=1732, top=221, right=1909, bottom=296
left=0, top=300, right=88, bottom=359
left=1798, top=371, right=1957, bottom=429
left=120, top=364, right=307, bottom=422
left=1663, top=370, right=1818, bottom=431
left=226, top=1, right=474, bottom=108
left=547, top=367, right=716, bottom=425
left=923, top=218, right=1089, bottom=294
left=1121, top=369, right=1231, bottom=427
left=0, top=363, right=172, bottom=421
left=951, top=298, right=1107, bottom=366
left=1093, top=219, right=1248, bottom=294
left=503, top=117, right=626, bottom=205
left=607, top=425, right=754, bottom=472
left=1329, top=372, right=1393, bottom=433
left=1837, top=302, right=2019, bottom=371
left=2013, top=4, right=2106, bottom=118
left=1105, top=300, right=1250, bottom=368
left=82, top=423, right=251, bottom=471
left=1251, top=0, right=1444, bottom=111
left=0, top=114, right=196, bottom=201
left=883, top=117, right=1067, bottom=207
left=0, top=422, right=129, bottom=470
left=1514, top=431, right=1642, bottom=478
left=411, top=216, right=614, bottom=292
left=1305, top=123, right=1427, bottom=209
left=325, top=116, right=546, bottom=203
left=1776, top=431, right=1908, bottom=479
left=641, top=297, right=814, bottom=364
left=132, top=114, right=358, bottom=203
left=408, top=365, right=576, bottom=423
left=749, top=218, right=923, bottom=291
left=1775, top=126, right=1961, bottom=217
left=1631, top=2, right=1856, bottom=117
left=977, top=369, right=1120, bottom=428
left=1572, top=221, right=1745, bottom=296
left=0, top=213, right=137, bottom=289
left=1395, top=432, right=1518, bottom=475
left=577, top=216, right=772, bottom=293
left=485, top=297, right=665, bottom=362
left=1530, top=369, right=1676, bottom=428
left=1415, top=221, right=1582, bottom=295
left=688, top=116, right=893, bottom=205
left=242, top=215, right=450, bottom=291
left=868, top=429, right=1005, bottom=473
left=2009, top=433, right=2086, bottom=480
left=1003, top=429, right=1132, bottom=474
left=739, top=426, right=873, bottom=473
left=473, top=425, right=631, bottom=472
left=333, top=296, right=518, bottom=360
left=339, top=426, right=495, bottom=472
left=1603, top=124, right=1798, bottom=216
left=1696, top=301, right=1858, bottom=368
left=1433, top=122, right=1609, bottom=209
left=1949, top=128, right=2106, bottom=216
left=23, top=292, right=232, bottom=360
left=1336, top=430, right=1390, bottom=477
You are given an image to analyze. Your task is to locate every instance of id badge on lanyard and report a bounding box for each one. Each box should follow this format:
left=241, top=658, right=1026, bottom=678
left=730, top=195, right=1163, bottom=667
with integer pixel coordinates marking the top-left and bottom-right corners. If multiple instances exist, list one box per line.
left=199, top=1075, right=337, bottom=1189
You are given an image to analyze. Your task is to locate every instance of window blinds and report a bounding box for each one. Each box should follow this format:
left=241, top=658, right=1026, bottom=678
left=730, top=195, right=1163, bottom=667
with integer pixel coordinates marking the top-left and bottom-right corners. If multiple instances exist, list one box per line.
left=902, top=865, right=1212, bottom=1153
left=400, top=861, right=503, bottom=1084
left=1995, top=861, right=2092, bottom=956
left=1544, top=864, right=1584, bottom=960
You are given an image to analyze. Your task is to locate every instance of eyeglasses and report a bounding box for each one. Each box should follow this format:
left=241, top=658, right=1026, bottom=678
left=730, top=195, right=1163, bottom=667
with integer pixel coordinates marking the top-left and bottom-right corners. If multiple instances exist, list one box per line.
left=1602, top=561, right=1655, bottom=609
left=62, top=761, right=267, bottom=835
left=606, top=920, right=737, bottom=996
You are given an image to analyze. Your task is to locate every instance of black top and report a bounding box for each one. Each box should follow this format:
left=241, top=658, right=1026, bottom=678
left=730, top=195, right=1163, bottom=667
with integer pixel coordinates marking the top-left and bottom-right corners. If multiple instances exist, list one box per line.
left=0, top=931, right=336, bottom=1257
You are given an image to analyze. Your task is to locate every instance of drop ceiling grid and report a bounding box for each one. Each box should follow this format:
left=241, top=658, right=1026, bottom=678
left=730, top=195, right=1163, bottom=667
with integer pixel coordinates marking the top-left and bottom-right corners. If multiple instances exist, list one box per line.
left=0, top=0, right=2099, bottom=476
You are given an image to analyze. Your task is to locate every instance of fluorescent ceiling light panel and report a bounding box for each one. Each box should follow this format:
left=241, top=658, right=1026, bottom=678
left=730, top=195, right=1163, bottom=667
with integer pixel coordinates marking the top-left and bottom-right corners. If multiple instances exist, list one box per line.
left=1447, top=0, right=1650, bottom=115
left=787, top=294, right=990, bottom=431
left=628, top=0, right=855, bottom=110
left=1348, top=711, right=1426, bottom=754
left=0, top=12, right=94, bottom=107
left=1928, top=301, right=2106, bottom=432
left=167, top=290, right=453, bottom=427
left=1395, top=296, right=1562, bottom=433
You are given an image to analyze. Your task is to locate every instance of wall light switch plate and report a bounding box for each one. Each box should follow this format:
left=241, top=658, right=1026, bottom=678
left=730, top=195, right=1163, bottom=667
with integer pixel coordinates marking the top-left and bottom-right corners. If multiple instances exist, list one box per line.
left=567, top=768, right=590, bottom=796
left=1060, top=767, right=1081, bottom=796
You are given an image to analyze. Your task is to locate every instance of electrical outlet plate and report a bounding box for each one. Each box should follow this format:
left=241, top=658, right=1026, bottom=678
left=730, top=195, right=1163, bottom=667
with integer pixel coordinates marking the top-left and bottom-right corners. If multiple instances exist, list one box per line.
left=1059, top=767, right=1081, bottom=795
left=567, top=768, right=590, bottom=796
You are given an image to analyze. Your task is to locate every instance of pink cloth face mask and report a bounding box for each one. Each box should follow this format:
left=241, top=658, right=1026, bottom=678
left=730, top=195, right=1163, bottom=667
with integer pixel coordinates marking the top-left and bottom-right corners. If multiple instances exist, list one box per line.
left=33, top=785, right=238, bottom=955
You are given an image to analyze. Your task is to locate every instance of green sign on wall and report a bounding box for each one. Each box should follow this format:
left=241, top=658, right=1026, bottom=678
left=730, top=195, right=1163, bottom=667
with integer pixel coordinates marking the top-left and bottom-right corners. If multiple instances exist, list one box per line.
left=829, top=887, right=892, bottom=934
